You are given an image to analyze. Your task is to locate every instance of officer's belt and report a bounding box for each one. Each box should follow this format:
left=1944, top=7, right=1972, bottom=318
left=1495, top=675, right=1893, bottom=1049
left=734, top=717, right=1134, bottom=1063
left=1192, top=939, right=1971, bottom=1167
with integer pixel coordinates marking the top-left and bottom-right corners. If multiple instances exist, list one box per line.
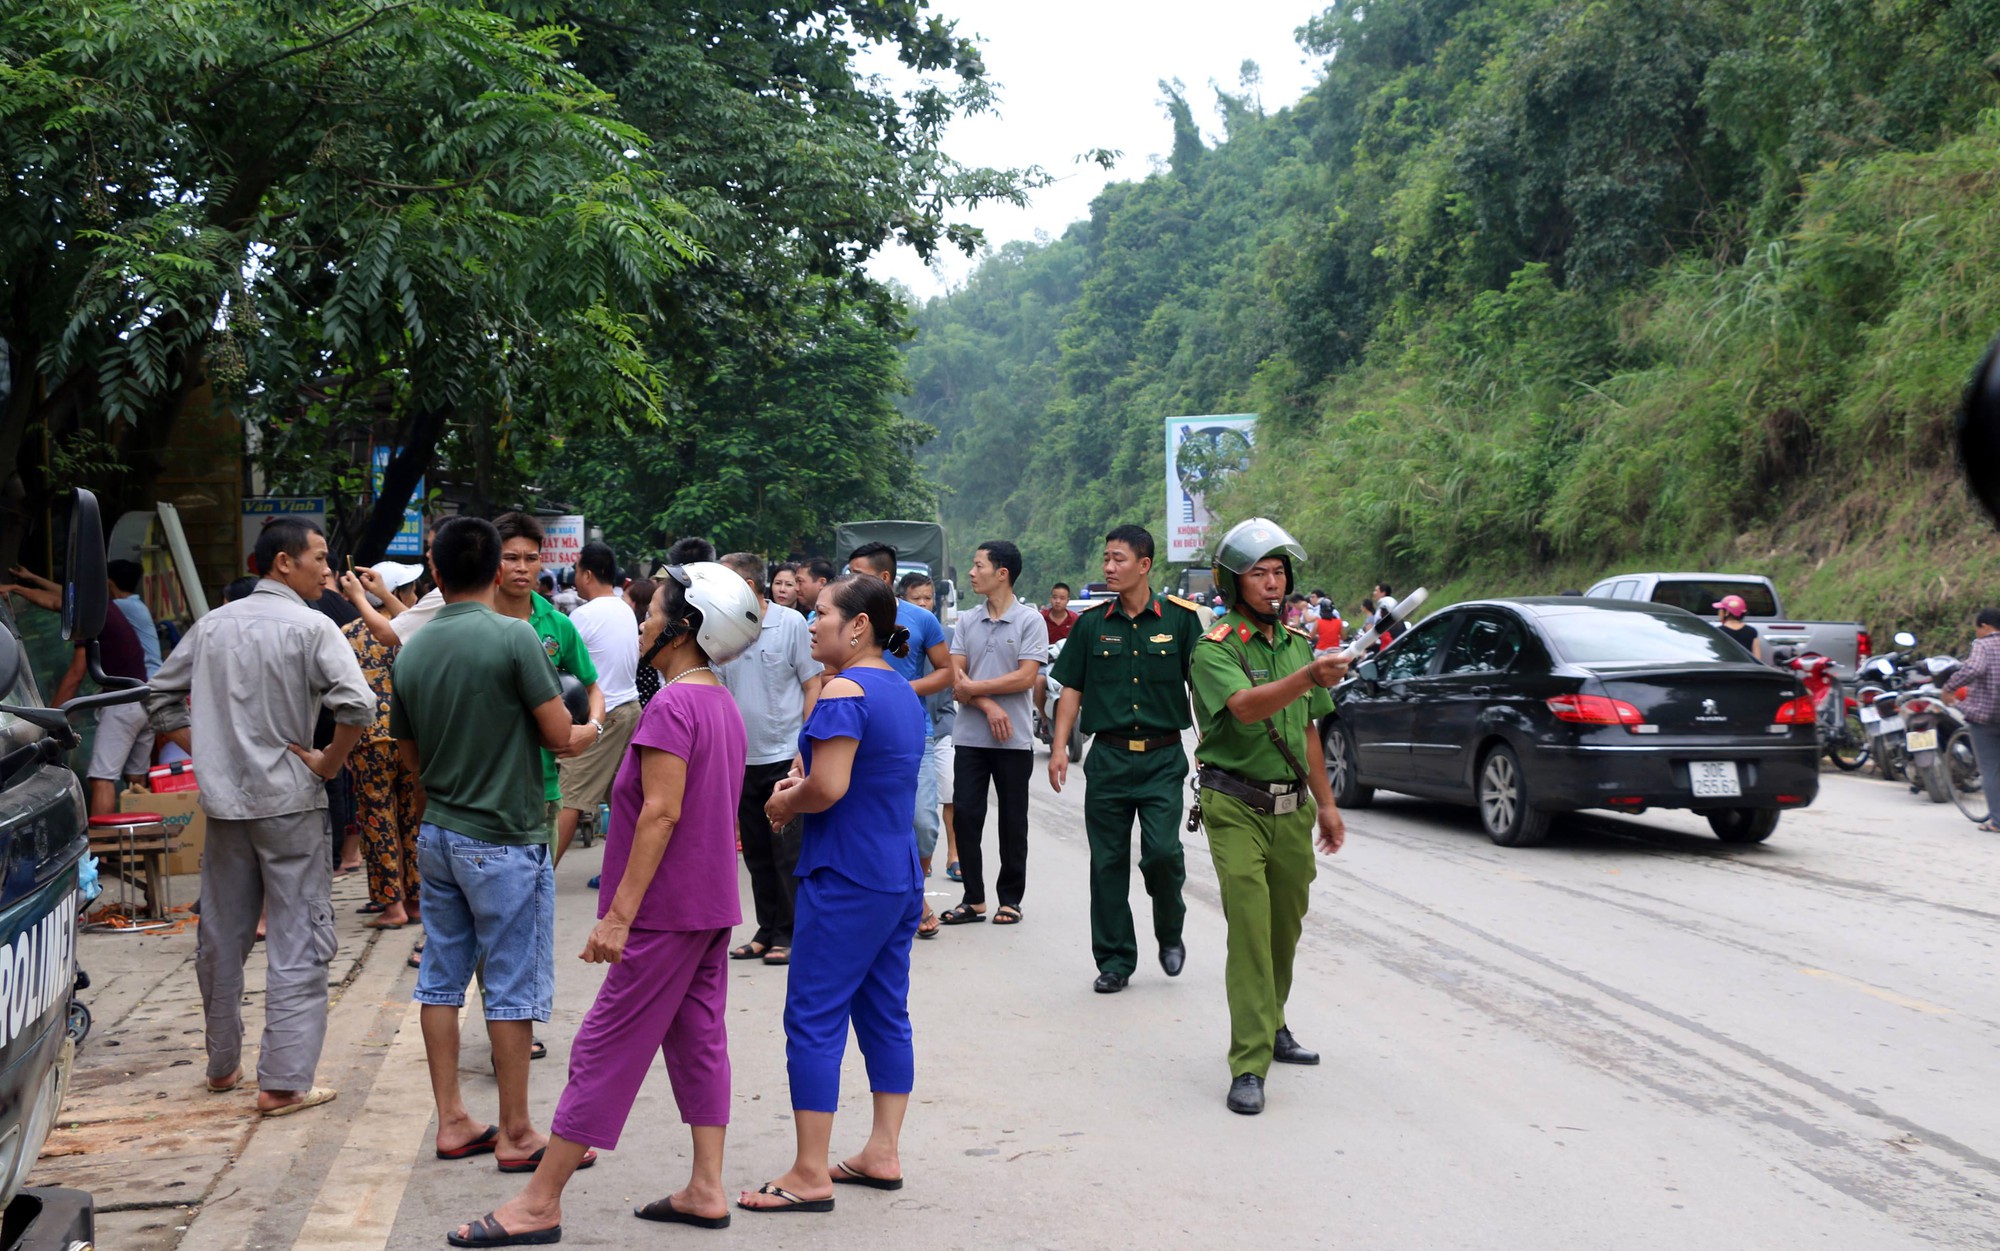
left=1195, top=765, right=1303, bottom=815
left=1095, top=733, right=1181, bottom=753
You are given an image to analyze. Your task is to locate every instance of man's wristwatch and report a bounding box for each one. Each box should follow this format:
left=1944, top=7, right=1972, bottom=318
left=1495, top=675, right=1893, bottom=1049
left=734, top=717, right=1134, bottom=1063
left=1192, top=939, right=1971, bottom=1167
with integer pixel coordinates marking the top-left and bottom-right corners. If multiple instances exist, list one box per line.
left=589, top=718, right=604, bottom=739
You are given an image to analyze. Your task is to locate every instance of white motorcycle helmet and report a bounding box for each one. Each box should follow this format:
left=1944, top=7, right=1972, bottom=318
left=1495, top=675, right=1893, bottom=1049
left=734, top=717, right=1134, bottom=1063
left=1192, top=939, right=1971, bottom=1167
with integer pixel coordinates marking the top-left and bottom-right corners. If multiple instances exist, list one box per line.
left=670, top=561, right=764, bottom=664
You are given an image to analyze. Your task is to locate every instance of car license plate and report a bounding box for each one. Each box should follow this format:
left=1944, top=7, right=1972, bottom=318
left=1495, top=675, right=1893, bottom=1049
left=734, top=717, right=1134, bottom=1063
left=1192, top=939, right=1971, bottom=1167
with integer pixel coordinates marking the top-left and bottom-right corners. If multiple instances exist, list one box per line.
left=1878, top=715, right=1904, bottom=734
left=1860, top=705, right=1880, bottom=725
left=1689, top=761, right=1741, bottom=798
left=1906, top=729, right=1939, bottom=754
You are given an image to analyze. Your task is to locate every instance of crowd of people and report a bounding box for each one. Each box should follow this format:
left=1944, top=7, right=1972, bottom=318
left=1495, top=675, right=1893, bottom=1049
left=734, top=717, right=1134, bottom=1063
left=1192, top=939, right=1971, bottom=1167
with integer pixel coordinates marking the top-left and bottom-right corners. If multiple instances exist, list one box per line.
left=14, top=508, right=1387, bottom=1245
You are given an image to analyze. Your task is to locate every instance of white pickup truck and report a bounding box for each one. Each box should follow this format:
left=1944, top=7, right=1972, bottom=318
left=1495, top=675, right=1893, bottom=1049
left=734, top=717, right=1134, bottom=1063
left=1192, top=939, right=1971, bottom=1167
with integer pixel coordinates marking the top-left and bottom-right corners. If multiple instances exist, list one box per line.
left=1582, top=572, right=1871, bottom=675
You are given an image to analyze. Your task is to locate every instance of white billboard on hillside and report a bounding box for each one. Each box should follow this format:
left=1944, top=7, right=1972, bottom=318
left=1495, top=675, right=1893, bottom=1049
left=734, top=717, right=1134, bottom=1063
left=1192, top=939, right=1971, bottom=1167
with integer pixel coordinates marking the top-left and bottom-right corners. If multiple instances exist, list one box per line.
left=1165, top=414, right=1256, bottom=562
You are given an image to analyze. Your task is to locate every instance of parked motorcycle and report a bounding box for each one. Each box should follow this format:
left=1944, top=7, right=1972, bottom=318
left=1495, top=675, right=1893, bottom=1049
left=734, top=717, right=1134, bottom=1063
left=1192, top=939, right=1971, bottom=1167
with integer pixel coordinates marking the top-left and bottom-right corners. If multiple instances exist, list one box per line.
left=1900, top=654, right=1965, bottom=804
left=1031, top=637, right=1086, bottom=761
left=1785, top=651, right=1868, bottom=770
left=1856, top=633, right=1921, bottom=780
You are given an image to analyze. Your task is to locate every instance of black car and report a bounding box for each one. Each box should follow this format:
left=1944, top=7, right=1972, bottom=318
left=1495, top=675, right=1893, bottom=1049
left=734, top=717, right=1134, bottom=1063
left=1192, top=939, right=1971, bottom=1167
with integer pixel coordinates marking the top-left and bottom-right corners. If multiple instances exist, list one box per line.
left=1321, top=597, right=1821, bottom=846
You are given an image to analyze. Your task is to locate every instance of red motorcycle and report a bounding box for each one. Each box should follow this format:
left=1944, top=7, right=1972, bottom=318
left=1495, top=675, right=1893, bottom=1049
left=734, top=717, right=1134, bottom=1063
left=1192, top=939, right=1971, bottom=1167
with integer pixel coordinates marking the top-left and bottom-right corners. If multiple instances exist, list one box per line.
left=1786, top=651, right=1869, bottom=771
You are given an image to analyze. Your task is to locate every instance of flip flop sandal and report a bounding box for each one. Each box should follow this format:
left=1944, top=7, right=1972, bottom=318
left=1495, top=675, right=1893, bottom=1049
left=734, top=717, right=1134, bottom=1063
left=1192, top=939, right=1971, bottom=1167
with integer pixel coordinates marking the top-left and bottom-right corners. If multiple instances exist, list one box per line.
left=446, top=1213, right=562, bottom=1247
left=729, top=942, right=768, bottom=961
left=261, top=1087, right=337, bottom=1117
left=831, top=1160, right=904, bottom=1191
left=938, top=904, right=985, bottom=925
left=762, top=947, right=790, bottom=966
left=1979, top=821, right=2000, bottom=833
left=737, top=1183, right=833, bottom=1214
left=358, top=902, right=388, bottom=915
left=205, top=1068, right=243, bottom=1093
left=992, top=906, right=1023, bottom=925
left=363, top=917, right=409, bottom=930
left=530, top=1038, right=548, bottom=1061
left=496, top=1146, right=596, bottom=1175
left=635, top=1195, right=731, bottom=1228
left=945, top=861, right=962, bottom=881
left=407, top=946, right=424, bottom=969
left=436, top=1124, right=501, bottom=1160
left=917, top=910, right=940, bottom=940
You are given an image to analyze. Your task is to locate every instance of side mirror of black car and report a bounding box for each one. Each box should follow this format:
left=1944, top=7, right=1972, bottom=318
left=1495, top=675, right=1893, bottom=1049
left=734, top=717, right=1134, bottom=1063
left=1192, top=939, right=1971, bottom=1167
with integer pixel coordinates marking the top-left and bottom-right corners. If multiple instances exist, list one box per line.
left=63, top=488, right=108, bottom=646
left=1356, top=659, right=1380, bottom=686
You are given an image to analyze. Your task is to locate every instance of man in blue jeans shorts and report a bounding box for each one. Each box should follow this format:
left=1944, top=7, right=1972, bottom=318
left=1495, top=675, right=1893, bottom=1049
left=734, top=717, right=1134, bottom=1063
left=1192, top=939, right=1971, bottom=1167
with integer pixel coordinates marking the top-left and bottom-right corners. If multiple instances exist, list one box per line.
left=392, top=516, right=594, bottom=1168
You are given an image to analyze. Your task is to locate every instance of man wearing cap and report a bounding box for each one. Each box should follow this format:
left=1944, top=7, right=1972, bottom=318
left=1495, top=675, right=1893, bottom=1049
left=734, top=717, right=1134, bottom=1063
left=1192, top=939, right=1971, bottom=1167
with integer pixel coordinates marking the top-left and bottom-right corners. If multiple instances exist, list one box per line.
left=1047, top=524, right=1204, bottom=994
left=1188, top=517, right=1349, bottom=1115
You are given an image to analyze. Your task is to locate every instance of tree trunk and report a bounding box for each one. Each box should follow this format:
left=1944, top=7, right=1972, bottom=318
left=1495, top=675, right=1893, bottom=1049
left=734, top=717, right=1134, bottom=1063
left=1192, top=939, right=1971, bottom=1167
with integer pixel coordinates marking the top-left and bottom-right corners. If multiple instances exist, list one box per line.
left=351, top=403, right=451, bottom=565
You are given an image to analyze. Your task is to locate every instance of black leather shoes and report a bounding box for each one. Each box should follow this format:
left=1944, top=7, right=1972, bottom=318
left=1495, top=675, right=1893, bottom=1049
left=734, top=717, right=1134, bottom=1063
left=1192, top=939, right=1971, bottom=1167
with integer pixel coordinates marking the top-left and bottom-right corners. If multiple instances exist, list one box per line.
left=1158, top=942, right=1186, bottom=977
left=1093, top=971, right=1129, bottom=994
left=1226, top=1074, right=1265, bottom=1115
left=1273, top=1026, right=1319, bottom=1066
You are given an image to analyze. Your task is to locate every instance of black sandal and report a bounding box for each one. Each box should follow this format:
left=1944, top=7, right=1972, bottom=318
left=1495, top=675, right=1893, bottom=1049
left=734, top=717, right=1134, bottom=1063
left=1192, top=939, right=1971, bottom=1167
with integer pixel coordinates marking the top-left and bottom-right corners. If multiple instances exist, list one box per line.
left=446, top=1213, right=561, bottom=1247
left=730, top=942, right=768, bottom=961
left=938, top=904, right=986, bottom=925
left=635, top=1195, right=730, bottom=1228
left=737, top=1182, right=833, bottom=1214
left=832, top=1160, right=904, bottom=1191
left=993, top=905, right=1023, bottom=925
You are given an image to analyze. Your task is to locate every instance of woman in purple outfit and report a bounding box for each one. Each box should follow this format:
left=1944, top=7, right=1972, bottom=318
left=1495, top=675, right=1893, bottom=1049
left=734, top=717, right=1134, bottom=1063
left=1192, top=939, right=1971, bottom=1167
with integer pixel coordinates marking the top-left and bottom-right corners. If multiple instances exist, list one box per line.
left=449, top=563, right=765, bottom=1248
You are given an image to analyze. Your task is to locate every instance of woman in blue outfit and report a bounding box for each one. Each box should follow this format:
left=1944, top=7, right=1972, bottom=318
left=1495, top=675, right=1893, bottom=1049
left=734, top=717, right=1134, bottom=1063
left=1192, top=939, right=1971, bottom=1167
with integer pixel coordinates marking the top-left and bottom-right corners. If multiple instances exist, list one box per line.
left=739, top=573, right=927, bottom=1214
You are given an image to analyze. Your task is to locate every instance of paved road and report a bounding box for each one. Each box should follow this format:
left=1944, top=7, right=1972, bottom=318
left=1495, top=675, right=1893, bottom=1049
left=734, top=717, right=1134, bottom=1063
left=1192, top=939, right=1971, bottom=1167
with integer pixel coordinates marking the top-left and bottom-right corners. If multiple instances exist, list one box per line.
left=189, top=757, right=2000, bottom=1249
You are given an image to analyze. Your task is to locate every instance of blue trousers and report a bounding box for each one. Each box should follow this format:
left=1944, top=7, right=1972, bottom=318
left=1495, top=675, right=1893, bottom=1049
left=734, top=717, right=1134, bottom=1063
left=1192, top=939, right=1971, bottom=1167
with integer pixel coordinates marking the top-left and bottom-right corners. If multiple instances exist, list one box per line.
left=785, top=868, right=921, bottom=1112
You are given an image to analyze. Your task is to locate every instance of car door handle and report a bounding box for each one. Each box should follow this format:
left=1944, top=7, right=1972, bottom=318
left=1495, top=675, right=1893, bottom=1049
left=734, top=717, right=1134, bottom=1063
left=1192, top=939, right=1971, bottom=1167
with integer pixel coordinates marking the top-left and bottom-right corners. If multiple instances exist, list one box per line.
left=1469, top=685, right=1493, bottom=697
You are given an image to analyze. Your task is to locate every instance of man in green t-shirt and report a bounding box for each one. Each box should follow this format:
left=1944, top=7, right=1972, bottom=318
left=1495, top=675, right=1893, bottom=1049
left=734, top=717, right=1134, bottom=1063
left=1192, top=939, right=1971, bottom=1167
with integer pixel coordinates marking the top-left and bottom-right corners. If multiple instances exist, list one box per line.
left=492, top=513, right=604, bottom=843
left=391, top=516, right=592, bottom=1166
left=1188, top=517, right=1348, bottom=1117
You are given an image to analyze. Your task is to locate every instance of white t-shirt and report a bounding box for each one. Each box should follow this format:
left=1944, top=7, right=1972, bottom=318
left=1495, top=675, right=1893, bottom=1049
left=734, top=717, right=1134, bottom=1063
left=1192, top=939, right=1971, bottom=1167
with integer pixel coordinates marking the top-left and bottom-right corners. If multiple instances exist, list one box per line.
left=391, top=588, right=445, bottom=643
left=569, top=593, right=640, bottom=710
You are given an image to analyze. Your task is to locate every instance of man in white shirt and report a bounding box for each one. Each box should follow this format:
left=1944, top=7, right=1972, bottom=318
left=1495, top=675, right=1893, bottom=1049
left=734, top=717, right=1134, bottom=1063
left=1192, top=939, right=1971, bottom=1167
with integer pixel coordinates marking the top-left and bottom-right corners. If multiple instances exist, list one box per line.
left=554, top=541, right=641, bottom=861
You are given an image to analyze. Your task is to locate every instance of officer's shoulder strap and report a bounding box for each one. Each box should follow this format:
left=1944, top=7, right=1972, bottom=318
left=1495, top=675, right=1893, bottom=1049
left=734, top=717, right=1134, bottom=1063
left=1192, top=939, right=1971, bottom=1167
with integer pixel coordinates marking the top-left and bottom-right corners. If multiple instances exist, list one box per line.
left=1165, top=594, right=1201, bottom=614
left=1285, top=624, right=1315, bottom=642
left=1202, top=621, right=1234, bottom=644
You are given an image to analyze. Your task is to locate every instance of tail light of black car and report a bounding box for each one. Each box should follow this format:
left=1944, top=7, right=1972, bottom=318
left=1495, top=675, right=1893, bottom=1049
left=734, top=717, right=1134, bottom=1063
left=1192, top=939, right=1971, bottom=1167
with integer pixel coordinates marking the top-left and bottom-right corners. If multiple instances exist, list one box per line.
left=1546, top=694, right=1648, bottom=732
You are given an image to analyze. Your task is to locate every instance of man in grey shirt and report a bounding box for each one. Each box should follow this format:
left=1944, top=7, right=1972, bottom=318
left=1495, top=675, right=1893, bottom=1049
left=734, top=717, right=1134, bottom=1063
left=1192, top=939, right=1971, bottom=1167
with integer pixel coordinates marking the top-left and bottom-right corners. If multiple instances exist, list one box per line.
left=146, top=518, right=373, bottom=1116
left=715, top=552, right=822, bottom=962
left=939, top=540, right=1049, bottom=926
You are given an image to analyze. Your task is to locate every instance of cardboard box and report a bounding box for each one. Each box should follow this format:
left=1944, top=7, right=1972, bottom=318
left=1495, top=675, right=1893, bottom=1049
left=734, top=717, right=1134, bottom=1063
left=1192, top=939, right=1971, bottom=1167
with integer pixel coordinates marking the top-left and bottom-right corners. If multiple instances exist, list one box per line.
left=119, top=786, right=205, bottom=876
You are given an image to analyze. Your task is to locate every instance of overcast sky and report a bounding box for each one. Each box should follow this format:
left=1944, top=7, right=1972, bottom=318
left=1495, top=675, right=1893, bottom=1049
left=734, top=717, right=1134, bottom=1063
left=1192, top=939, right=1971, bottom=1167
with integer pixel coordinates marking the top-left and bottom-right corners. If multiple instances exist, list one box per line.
left=862, top=1, right=1330, bottom=301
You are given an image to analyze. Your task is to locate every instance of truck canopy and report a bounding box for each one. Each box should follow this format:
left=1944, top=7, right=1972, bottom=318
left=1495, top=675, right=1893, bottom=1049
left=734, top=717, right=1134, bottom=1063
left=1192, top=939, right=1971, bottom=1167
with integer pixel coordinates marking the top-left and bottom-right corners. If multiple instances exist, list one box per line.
left=834, top=521, right=947, bottom=578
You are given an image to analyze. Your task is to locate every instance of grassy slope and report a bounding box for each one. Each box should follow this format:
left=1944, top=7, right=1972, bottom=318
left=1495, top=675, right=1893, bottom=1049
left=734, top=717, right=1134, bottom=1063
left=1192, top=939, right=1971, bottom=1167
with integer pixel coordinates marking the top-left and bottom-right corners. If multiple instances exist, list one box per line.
left=1221, top=117, right=2000, bottom=655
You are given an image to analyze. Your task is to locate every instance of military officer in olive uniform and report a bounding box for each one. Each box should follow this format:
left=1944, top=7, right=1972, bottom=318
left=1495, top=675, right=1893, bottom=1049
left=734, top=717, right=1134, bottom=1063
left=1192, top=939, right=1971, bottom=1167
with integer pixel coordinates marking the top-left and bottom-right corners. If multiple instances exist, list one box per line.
left=1188, top=517, right=1349, bottom=1115
left=1048, top=525, right=1206, bottom=994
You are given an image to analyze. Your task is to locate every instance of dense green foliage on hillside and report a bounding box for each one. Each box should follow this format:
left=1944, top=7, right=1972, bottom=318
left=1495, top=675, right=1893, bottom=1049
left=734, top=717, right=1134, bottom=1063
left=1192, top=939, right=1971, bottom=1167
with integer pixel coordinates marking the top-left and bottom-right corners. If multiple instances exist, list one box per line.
left=906, top=0, right=2000, bottom=638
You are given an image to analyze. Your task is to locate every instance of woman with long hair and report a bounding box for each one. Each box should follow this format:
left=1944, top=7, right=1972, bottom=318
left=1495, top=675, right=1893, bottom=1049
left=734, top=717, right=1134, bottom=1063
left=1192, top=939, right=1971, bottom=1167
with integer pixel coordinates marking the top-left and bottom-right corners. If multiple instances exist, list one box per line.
left=449, top=563, right=763, bottom=1246
left=739, top=574, right=927, bottom=1213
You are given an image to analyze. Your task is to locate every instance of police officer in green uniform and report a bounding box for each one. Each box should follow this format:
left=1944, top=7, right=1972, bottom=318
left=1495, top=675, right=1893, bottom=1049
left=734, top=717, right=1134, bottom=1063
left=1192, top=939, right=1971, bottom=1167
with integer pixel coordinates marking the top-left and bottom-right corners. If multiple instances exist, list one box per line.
left=1188, top=517, right=1348, bottom=1115
left=1048, top=525, right=1206, bottom=994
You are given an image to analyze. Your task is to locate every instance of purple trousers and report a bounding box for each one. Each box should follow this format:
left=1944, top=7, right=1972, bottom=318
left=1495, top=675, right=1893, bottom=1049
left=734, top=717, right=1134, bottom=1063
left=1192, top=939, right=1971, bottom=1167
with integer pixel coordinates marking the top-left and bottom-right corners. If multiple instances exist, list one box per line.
left=550, top=926, right=731, bottom=1149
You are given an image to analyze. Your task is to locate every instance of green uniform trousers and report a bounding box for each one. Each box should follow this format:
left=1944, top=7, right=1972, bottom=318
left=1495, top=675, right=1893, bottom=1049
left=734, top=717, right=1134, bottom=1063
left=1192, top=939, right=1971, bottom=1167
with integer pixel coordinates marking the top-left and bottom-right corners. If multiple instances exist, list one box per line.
left=1082, top=741, right=1189, bottom=978
left=1202, top=788, right=1317, bottom=1078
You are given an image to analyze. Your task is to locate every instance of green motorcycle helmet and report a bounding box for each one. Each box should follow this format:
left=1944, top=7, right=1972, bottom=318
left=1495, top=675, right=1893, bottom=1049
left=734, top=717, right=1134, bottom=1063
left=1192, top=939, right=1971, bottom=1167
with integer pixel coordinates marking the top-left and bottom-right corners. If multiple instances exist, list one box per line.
left=1211, top=517, right=1309, bottom=614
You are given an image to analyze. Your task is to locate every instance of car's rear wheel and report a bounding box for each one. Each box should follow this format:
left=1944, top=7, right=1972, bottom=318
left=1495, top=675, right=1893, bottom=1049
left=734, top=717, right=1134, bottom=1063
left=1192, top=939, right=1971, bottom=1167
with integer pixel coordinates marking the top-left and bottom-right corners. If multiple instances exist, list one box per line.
left=1707, top=807, right=1779, bottom=844
left=1477, top=743, right=1548, bottom=847
left=1323, top=721, right=1373, bottom=809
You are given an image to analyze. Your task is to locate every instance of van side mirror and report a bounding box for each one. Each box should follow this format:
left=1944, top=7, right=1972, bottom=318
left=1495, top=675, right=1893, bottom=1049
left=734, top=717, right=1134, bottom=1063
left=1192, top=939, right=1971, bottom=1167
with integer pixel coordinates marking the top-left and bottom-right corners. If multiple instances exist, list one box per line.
left=63, top=489, right=108, bottom=645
